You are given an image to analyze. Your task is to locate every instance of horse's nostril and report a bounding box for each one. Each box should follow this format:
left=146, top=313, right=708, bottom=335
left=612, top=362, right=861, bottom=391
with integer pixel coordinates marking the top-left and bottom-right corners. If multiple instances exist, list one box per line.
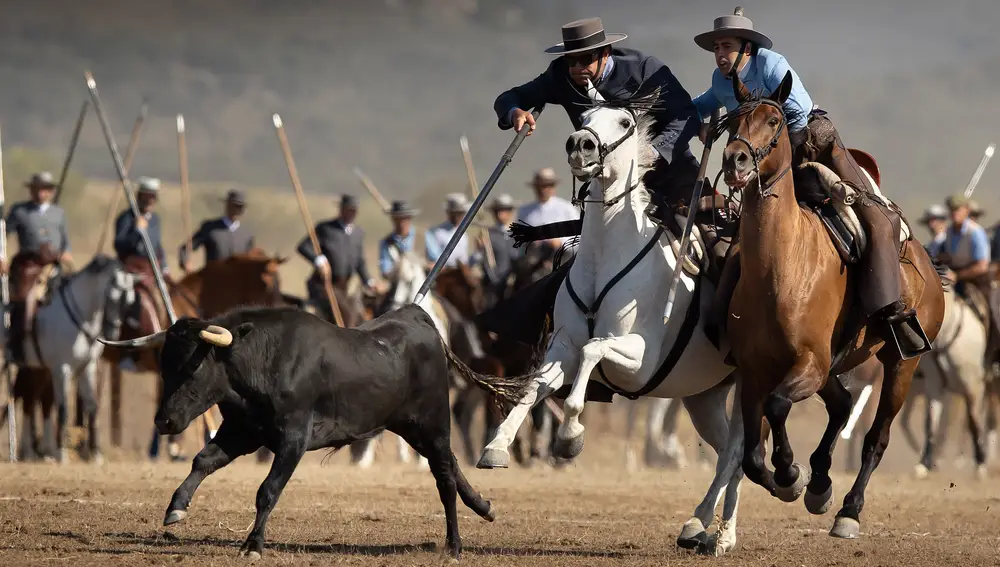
left=583, top=140, right=596, bottom=152
left=736, top=152, right=750, bottom=166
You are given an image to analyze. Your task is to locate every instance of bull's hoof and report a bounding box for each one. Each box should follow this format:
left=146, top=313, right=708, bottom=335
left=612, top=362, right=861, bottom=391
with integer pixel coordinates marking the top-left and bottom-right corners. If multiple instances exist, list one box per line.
left=163, top=509, right=188, bottom=526
left=829, top=516, right=861, bottom=539
left=552, top=433, right=584, bottom=460
left=676, top=518, right=708, bottom=550
left=774, top=463, right=810, bottom=503
left=243, top=550, right=261, bottom=562
left=476, top=448, right=510, bottom=469
left=804, top=484, right=834, bottom=515
left=484, top=501, right=497, bottom=522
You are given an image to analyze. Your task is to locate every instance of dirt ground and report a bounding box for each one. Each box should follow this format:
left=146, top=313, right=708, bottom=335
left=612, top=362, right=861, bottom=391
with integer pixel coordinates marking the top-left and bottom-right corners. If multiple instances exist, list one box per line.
left=2, top=370, right=1000, bottom=567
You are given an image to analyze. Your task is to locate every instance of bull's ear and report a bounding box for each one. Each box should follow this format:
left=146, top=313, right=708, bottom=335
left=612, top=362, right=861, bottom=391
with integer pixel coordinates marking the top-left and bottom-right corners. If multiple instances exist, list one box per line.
left=235, top=322, right=254, bottom=340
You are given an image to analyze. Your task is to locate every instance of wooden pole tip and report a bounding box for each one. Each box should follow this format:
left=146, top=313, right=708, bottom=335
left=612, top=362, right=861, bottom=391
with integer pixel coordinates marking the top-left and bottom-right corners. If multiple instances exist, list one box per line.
left=84, top=71, right=96, bottom=89
left=272, top=114, right=283, bottom=128
left=460, top=136, right=470, bottom=152
left=176, top=115, right=185, bottom=133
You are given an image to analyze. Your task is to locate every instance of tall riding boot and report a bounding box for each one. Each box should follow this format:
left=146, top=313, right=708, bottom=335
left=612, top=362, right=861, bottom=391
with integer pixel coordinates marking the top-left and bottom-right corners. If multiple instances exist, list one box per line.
left=704, top=244, right=740, bottom=351
left=856, top=204, right=931, bottom=359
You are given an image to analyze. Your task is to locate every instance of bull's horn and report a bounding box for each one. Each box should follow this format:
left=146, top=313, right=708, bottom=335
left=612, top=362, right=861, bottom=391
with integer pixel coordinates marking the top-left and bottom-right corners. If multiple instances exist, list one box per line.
left=97, top=331, right=167, bottom=349
left=199, top=325, right=233, bottom=347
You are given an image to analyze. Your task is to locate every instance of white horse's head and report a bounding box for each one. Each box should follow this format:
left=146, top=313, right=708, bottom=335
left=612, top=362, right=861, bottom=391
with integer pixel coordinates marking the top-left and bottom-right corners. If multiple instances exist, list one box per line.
left=385, top=245, right=426, bottom=312
left=566, top=100, right=659, bottom=201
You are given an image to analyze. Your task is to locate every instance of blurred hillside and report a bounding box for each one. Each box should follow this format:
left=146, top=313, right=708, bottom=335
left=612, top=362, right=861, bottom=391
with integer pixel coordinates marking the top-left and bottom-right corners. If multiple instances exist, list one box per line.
left=2, top=0, right=999, bottom=226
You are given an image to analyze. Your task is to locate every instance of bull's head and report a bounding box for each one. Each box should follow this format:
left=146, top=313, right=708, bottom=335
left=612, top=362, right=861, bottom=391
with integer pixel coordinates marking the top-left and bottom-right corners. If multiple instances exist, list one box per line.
left=99, top=318, right=253, bottom=435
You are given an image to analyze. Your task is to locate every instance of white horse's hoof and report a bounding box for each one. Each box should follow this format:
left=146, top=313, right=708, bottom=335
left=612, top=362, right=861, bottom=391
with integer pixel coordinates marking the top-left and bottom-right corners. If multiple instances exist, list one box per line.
left=552, top=433, right=584, bottom=460
left=774, top=463, right=810, bottom=503
left=163, top=509, right=188, bottom=526
left=59, top=449, right=70, bottom=465
left=708, top=520, right=737, bottom=556
left=804, top=484, right=834, bottom=515
left=477, top=448, right=510, bottom=469
left=914, top=463, right=930, bottom=479
left=91, top=452, right=105, bottom=466
left=676, top=518, right=708, bottom=550
left=976, top=464, right=988, bottom=480
left=829, top=516, right=861, bottom=539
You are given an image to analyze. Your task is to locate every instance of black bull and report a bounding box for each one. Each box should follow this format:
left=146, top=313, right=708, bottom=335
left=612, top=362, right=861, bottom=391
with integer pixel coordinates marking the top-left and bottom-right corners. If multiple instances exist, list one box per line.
left=100, top=304, right=539, bottom=560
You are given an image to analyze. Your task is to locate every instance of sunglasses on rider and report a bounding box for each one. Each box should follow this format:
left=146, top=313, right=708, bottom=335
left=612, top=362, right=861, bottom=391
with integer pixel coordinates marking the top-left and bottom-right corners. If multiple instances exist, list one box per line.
left=564, top=50, right=601, bottom=68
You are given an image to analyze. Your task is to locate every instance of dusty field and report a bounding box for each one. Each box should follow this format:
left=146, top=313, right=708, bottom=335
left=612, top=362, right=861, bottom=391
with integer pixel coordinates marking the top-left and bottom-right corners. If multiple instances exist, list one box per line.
left=1, top=450, right=999, bottom=567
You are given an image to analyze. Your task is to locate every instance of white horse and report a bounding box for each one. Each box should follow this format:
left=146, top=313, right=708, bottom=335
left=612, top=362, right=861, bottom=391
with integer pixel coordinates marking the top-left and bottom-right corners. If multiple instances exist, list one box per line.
left=350, top=245, right=446, bottom=469
left=478, top=100, right=744, bottom=555
left=625, top=398, right=714, bottom=471
left=3, top=254, right=136, bottom=463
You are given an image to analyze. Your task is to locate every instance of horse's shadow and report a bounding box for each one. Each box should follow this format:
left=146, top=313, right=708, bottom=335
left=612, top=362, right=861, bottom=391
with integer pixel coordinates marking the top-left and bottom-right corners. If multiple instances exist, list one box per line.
left=98, top=531, right=626, bottom=559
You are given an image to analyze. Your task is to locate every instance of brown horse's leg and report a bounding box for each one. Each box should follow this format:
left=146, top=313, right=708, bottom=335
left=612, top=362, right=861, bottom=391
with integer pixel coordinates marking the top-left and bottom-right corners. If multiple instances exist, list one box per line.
left=763, top=355, right=827, bottom=500
left=740, top=380, right=777, bottom=495
left=110, top=363, right=123, bottom=448
left=832, top=352, right=917, bottom=538
left=804, top=375, right=854, bottom=514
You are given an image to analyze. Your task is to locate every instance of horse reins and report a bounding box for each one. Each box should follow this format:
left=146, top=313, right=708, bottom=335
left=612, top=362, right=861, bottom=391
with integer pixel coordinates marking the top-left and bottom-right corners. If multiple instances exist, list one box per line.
left=572, top=110, right=642, bottom=208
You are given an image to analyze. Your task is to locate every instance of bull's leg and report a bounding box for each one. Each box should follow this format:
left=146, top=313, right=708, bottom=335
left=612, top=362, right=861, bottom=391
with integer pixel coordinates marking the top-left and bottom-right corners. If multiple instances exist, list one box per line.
left=164, top=421, right=260, bottom=526
left=831, top=353, right=917, bottom=539
left=241, top=432, right=305, bottom=560
left=803, top=375, right=853, bottom=516
left=109, top=363, right=123, bottom=448
left=556, top=335, right=646, bottom=460
left=677, top=377, right=744, bottom=556
left=763, top=355, right=827, bottom=503
left=397, top=428, right=464, bottom=560
left=478, top=339, right=577, bottom=469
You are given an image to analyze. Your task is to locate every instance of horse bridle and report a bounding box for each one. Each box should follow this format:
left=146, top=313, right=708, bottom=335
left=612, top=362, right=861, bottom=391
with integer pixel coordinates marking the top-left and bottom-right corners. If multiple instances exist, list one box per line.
left=725, top=98, right=792, bottom=198
left=573, top=109, right=642, bottom=208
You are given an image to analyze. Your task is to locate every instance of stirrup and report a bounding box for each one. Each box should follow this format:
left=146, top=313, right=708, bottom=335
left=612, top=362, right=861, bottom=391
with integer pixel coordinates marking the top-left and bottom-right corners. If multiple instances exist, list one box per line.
left=884, top=309, right=933, bottom=360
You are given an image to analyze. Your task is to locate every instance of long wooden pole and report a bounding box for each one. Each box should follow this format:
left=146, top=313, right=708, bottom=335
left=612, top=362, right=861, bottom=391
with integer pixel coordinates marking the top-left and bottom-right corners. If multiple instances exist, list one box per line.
left=460, top=135, right=496, bottom=270
left=352, top=167, right=392, bottom=212
left=96, top=98, right=149, bottom=254
left=52, top=100, right=90, bottom=206
left=0, top=120, right=16, bottom=461
left=177, top=115, right=193, bottom=268
left=272, top=114, right=344, bottom=327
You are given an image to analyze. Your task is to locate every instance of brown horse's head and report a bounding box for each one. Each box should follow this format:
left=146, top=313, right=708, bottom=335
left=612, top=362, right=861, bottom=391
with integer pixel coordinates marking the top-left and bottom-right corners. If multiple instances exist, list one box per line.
left=434, top=262, right=485, bottom=318
left=722, top=70, right=795, bottom=193
left=193, top=252, right=288, bottom=317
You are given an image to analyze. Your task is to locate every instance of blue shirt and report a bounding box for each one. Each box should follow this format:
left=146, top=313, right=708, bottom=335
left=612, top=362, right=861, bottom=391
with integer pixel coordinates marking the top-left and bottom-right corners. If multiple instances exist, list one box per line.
left=425, top=222, right=470, bottom=268
left=692, top=48, right=814, bottom=133
left=379, top=231, right=415, bottom=277
left=944, top=219, right=990, bottom=263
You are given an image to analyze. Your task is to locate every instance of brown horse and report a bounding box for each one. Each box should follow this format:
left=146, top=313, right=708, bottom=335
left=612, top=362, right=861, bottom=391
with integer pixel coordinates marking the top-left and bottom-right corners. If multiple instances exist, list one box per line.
left=722, top=71, right=945, bottom=539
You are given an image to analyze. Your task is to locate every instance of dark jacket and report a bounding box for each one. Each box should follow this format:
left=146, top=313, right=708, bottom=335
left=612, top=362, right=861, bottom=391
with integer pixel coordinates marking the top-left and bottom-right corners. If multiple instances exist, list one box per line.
left=485, top=225, right=519, bottom=286
left=5, top=201, right=70, bottom=257
left=297, top=218, right=372, bottom=288
left=494, top=47, right=700, bottom=167
left=114, top=210, right=167, bottom=270
left=179, top=217, right=255, bottom=266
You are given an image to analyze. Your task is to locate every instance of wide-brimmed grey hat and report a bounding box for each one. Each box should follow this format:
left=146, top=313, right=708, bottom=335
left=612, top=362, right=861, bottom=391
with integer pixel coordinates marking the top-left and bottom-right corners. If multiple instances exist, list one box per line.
left=444, top=193, right=470, bottom=214
left=490, top=194, right=517, bottom=211
left=918, top=204, right=948, bottom=224
left=694, top=7, right=773, bottom=52
left=136, top=177, right=161, bottom=194
left=969, top=198, right=984, bottom=218
left=544, top=18, right=627, bottom=56
left=25, top=171, right=56, bottom=189
left=388, top=200, right=420, bottom=218
left=527, top=167, right=560, bottom=188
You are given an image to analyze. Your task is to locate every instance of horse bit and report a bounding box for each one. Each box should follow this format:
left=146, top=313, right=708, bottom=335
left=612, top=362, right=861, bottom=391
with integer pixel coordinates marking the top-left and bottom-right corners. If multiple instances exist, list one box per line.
left=572, top=108, right=641, bottom=208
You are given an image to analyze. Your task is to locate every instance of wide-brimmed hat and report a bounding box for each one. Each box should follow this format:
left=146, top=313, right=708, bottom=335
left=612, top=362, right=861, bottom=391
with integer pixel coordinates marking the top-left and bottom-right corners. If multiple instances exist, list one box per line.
left=969, top=199, right=984, bottom=218
left=136, top=177, right=160, bottom=195
left=444, top=193, right=470, bottom=214
left=918, top=204, right=948, bottom=224
left=544, top=18, right=627, bottom=56
left=490, top=194, right=517, bottom=211
left=527, top=167, right=560, bottom=188
left=222, top=189, right=247, bottom=206
left=25, top=171, right=56, bottom=189
left=694, top=7, right=773, bottom=52
left=388, top=200, right=420, bottom=218
left=946, top=193, right=971, bottom=210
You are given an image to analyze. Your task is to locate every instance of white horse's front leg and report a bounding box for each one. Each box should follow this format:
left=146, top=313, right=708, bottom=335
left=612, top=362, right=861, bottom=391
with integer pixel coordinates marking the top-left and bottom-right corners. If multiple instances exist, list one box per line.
left=478, top=340, right=577, bottom=469
left=555, top=334, right=646, bottom=460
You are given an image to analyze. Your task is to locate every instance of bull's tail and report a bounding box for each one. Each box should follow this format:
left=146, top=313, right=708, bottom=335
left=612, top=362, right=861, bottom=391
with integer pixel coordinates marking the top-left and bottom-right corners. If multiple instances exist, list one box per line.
left=442, top=341, right=538, bottom=410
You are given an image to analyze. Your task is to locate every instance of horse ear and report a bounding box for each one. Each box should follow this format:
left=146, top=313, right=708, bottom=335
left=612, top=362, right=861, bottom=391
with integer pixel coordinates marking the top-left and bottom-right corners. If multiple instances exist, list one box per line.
left=769, top=70, right=794, bottom=105
left=732, top=73, right=750, bottom=104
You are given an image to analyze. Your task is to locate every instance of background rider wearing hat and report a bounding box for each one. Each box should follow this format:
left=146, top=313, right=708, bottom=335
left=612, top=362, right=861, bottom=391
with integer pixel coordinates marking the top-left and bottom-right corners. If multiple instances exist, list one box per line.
left=297, top=194, right=376, bottom=324
left=178, top=188, right=255, bottom=273
left=1, top=172, right=73, bottom=363
left=493, top=18, right=709, bottom=236
left=379, top=200, right=420, bottom=278
left=918, top=203, right=949, bottom=258
left=484, top=193, right=521, bottom=292
left=425, top=193, right=472, bottom=271
left=516, top=168, right=579, bottom=251
left=691, top=7, right=927, bottom=356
